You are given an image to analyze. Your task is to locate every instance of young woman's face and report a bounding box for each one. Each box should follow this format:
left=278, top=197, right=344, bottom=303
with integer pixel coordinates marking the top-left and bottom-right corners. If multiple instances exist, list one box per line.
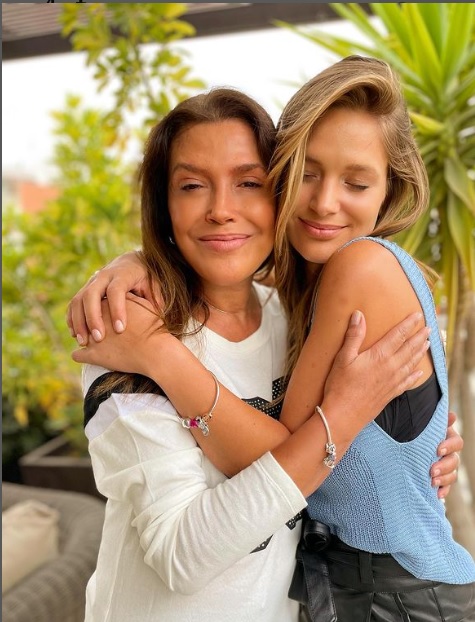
left=286, top=107, right=388, bottom=268
left=168, top=120, right=275, bottom=290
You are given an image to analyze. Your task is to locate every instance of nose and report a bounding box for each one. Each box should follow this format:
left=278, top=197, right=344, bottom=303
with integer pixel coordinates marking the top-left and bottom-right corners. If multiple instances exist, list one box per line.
left=206, top=185, right=236, bottom=223
left=309, top=178, right=340, bottom=216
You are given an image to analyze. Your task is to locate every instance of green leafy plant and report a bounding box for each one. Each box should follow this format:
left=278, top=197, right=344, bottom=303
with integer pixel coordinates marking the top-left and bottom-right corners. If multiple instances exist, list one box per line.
left=60, top=3, right=205, bottom=142
left=3, top=98, right=139, bottom=458
left=277, top=2, right=475, bottom=553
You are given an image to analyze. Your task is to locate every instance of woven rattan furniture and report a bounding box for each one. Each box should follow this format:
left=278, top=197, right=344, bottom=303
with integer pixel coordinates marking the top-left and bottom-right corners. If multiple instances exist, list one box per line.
left=2, top=482, right=104, bottom=622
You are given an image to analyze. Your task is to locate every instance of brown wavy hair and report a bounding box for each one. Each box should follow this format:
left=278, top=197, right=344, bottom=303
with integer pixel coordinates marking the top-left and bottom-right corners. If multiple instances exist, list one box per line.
left=94, top=88, right=277, bottom=397
left=140, top=87, right=277, bottom=337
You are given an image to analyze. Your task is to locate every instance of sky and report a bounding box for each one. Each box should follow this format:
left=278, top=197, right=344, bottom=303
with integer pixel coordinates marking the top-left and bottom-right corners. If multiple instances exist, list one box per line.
left=2, top=18, right=371, bottom=183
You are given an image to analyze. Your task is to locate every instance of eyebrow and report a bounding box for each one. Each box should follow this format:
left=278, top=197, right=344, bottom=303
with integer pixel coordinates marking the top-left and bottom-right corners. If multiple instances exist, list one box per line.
left=170, top=162, right=267, bottom=175
left=304, top=156, right=380, bottom=177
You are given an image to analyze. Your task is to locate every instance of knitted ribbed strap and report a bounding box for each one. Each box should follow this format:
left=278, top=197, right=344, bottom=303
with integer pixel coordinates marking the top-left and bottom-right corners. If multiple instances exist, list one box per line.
left=341, top=236, right=447, bottom=394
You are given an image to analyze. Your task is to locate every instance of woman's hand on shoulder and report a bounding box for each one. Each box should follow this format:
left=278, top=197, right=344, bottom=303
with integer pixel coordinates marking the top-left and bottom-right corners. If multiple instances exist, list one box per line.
left=321, top=308, right=430, bottom=441
left=71, top=293, right=168, bottom=376
left=280, top=240, right=428, bottom=432
left=67, top=250, right=155, bottom=346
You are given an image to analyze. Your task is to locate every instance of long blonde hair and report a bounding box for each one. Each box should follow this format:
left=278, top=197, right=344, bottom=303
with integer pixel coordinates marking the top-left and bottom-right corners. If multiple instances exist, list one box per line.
left=270, top=56, right=431, bottom=381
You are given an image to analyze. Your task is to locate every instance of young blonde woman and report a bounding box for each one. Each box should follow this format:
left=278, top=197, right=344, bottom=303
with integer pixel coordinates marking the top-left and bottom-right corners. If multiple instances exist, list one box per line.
left=70, top=59, right=469, bottom=621
left=267, top=55, right=475, bottom=621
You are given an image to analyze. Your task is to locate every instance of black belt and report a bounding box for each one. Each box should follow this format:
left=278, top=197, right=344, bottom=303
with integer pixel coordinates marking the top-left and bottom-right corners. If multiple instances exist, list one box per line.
left=325, top=538, right=438, bottom=593
left=288, top=519, right=441, bottom=622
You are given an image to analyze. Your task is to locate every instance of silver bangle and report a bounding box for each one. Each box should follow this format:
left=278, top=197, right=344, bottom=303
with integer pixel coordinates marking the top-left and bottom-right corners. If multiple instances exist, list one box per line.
left=179, top=372, right=220, bottom=437
left=315, top=405, right=336, bottom=469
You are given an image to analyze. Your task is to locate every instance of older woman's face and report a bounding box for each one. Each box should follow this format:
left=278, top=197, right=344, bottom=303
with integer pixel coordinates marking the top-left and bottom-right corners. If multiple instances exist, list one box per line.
left=168, top=120, right=275, bottom=288
left=286, top=107, right=388, bottom=268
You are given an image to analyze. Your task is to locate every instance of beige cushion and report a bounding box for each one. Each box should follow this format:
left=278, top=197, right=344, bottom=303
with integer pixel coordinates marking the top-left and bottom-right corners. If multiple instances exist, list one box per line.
left=2, top=499, right=59, bottom=593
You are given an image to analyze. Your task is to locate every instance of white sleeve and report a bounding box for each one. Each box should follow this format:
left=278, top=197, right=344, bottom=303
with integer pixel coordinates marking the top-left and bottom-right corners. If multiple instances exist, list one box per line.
left=86, top=392, right=306, bottom=595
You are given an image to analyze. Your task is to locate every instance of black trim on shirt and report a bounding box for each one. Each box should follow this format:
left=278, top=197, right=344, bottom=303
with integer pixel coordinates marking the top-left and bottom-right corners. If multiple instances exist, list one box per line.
left=83, top=373, right=166, bottom=428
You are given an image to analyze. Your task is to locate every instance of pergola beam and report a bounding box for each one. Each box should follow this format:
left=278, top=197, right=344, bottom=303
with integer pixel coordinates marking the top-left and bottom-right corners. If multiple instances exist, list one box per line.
left=2, top=3, right=372, bottom=61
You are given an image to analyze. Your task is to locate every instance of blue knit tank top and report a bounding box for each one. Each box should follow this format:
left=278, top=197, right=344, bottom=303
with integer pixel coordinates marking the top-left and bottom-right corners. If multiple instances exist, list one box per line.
left=306, top=237, right=475, bottom=584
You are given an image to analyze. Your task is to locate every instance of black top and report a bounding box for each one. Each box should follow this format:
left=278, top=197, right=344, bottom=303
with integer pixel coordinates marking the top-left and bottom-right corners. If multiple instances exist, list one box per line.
left=375, top=372, right=441, bottom=442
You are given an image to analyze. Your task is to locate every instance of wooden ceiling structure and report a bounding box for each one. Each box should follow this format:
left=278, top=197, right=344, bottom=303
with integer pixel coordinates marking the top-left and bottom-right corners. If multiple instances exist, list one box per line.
left=2, top=3, right=371, bottom=61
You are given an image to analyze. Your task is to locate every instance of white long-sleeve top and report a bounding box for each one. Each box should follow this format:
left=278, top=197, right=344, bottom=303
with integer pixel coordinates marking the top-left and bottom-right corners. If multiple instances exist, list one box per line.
left=83, top=284, right=306, bottom=621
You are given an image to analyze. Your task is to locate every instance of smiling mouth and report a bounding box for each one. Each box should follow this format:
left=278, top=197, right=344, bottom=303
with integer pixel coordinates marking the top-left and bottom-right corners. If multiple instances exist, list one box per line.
left=299, top=219, right=344, bottom=239
left=199, top=234, right=250, bottom=251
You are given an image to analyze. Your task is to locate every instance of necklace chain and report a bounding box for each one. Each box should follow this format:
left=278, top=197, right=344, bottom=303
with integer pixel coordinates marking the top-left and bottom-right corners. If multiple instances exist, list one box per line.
left=204, top=300, right=235, bottom=315
left=203, top=290, right=261, bottom=316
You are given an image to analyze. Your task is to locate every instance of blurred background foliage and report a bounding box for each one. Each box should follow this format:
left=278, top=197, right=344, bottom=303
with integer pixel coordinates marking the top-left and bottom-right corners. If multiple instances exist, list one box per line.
left=61, top=3, right=205, bottom=146
left=3, top=98, right=138, bottom=461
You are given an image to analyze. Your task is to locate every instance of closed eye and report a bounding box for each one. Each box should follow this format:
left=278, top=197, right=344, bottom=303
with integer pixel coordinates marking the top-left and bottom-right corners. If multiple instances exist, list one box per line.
left=181, top=183, right=203, bottom=191
left=346, top=182, right=369, bottom=191
left=303, top=172, right=319, bottom=182
left=240, top=181, right=263, bottom=188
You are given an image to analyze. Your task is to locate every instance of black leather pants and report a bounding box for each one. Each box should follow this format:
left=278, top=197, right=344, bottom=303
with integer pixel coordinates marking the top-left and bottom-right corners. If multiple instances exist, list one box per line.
left=291, top=523, right=475, bottom=622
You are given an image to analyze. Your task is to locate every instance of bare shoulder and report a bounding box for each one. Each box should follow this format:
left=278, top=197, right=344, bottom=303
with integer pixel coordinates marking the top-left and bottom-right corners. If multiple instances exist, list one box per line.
left=316, top=238, right=424, bottom=347
left=320, top=239, right=407, bottom=299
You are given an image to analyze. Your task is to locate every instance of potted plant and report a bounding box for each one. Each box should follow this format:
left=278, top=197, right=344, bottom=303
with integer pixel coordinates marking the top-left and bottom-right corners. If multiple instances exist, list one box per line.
left=18, top=432, right=103, bottom=500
